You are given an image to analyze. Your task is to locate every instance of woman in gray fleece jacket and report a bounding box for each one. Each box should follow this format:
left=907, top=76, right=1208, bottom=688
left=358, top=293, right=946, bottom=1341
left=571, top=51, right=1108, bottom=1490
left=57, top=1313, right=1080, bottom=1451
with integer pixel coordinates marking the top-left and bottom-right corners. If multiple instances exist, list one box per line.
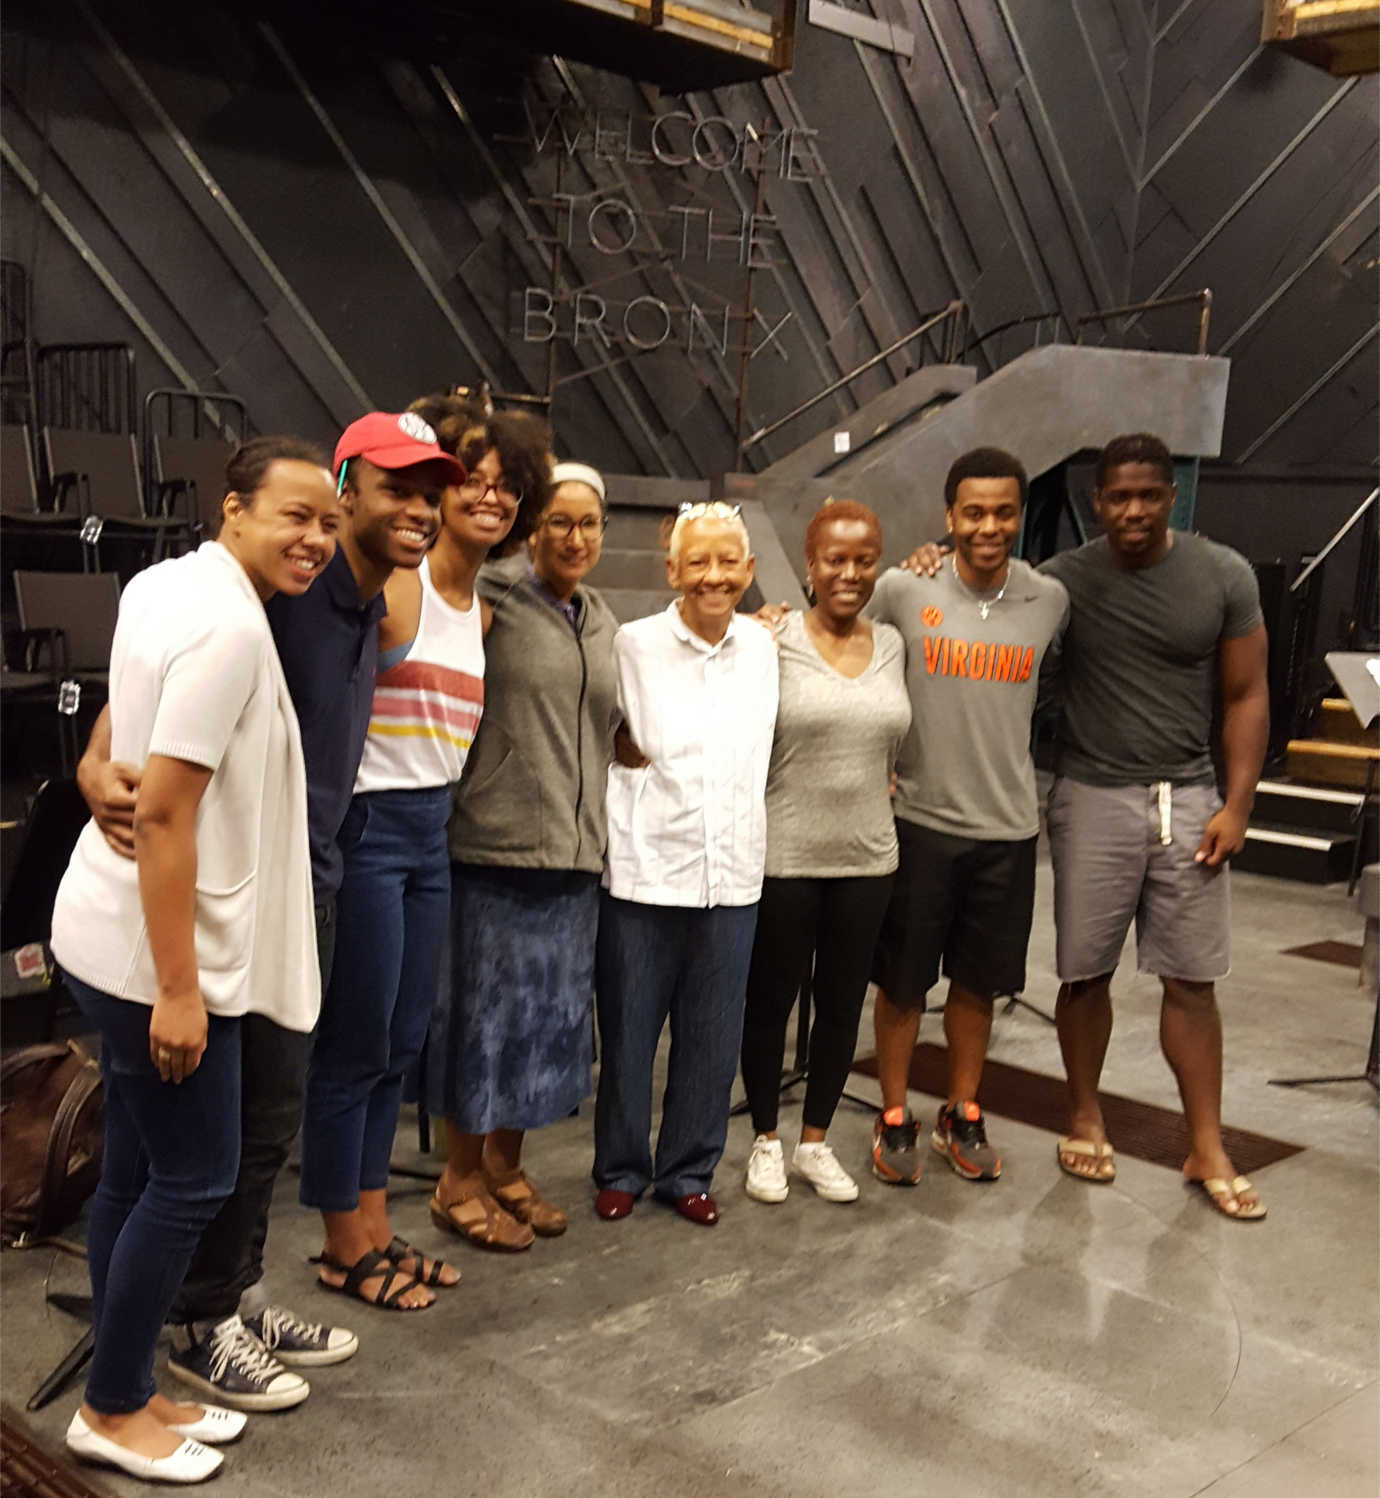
left=425, top=462, right=619, bottom=1250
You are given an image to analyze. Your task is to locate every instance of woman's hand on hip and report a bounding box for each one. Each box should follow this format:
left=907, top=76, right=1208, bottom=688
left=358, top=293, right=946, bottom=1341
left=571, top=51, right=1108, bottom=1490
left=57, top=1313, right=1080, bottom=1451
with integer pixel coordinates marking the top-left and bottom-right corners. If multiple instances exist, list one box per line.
left=149, top=989, right=209, bottom=1083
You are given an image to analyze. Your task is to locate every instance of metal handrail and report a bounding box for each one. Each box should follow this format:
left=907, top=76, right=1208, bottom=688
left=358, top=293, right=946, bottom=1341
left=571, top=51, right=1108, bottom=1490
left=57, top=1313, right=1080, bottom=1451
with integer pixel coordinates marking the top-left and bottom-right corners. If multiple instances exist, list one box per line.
left=741, top=300, right=965, bottom=450
left=1290, top=486, right=1379, bottom=594
left=1074, top=288, right=1213, bottom=356
left=961, top=309, right=1071, bottom=360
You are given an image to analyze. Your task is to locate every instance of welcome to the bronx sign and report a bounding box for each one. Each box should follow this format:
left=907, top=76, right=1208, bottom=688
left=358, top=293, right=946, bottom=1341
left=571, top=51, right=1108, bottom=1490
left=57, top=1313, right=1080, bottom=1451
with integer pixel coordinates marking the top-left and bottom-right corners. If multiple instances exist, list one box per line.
left=502, top=93, right=823, bottom=373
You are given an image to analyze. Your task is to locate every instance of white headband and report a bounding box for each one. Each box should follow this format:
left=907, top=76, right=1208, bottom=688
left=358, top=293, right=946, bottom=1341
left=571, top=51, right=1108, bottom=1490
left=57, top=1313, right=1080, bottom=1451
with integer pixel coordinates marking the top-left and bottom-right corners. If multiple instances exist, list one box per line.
left=550, top=461, right=606, bottom=502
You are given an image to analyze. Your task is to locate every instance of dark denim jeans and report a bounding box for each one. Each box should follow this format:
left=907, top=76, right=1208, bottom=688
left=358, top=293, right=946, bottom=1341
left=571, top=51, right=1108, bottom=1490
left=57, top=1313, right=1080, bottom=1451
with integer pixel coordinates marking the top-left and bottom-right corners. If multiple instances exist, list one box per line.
left=299, top=787, right=451, bottom=1212
left=67, top=974, right=241, bottom=1414
left=593, top=895, right=758, bottom=1200
left=170, top=900, right=336, bottom=1323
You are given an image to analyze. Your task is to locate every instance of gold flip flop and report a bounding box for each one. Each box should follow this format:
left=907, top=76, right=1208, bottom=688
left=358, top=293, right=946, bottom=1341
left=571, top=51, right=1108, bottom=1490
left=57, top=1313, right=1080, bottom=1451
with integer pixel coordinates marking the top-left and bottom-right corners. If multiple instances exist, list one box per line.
left=1056, top=1136, right=1116, bottom=1183
left=1187, top=1174, right=1267, bottom=1221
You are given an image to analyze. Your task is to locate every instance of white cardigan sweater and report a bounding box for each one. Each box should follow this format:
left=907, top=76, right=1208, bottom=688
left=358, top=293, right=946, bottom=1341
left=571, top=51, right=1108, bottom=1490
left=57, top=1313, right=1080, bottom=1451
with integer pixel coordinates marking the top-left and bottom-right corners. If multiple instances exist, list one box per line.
left=52, top=543, right=320, bottom=1033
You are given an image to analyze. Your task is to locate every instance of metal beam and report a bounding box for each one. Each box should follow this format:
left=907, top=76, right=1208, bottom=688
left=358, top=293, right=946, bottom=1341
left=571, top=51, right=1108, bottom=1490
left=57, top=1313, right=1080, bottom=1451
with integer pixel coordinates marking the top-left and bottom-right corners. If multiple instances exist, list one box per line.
left=258, top=24, right=501, bottom=392
left=1219, top=185, right=1379, bottom=353
left=1236, top=322, right=1379, bottom=461
left=73, top=0, right=373, bottom=418
left=1133, top=76, right=1357, bottom=319
left=1, top=135, right=204, bottom=397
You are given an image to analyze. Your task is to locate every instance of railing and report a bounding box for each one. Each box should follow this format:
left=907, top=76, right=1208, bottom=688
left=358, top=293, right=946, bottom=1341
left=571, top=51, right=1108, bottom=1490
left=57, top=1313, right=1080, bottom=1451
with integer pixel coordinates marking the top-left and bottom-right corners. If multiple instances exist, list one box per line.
left=1282, top=486, right=1379, bottom=744
left=741, top=299, right=966, bottom=451
left=1073, top=288, right=1213, bottom=357
left=960, top=309, right=1070, bottom=363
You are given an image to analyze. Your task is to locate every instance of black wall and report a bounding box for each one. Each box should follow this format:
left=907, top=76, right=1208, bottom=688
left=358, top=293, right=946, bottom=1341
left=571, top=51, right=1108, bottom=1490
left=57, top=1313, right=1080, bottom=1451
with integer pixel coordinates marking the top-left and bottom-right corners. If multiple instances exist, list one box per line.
left=3, top=0, right=1376, bottom=493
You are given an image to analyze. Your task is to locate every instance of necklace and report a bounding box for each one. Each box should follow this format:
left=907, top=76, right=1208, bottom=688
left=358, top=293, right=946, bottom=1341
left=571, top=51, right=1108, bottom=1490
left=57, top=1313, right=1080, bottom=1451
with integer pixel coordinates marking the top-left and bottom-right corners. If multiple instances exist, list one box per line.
left=951, top=553, right=1008, bottom=620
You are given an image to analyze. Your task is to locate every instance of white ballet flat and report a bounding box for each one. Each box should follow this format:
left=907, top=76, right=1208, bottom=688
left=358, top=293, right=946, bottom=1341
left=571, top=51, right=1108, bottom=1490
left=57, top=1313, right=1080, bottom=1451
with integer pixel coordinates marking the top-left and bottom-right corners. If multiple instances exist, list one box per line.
left=66, top=1411, right=224, bottom=1483
left=167, top=1402, right=247, bottom=1444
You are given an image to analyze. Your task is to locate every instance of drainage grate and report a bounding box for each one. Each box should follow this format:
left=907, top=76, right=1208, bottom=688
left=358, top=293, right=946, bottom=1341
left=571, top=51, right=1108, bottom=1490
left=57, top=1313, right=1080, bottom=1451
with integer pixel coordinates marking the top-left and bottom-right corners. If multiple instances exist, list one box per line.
left=1281, top=940, right=1363, bottom=969
left=852, top=1045, right=1303, bottom=1174
left=1, top=1409, right=108, bottom=1498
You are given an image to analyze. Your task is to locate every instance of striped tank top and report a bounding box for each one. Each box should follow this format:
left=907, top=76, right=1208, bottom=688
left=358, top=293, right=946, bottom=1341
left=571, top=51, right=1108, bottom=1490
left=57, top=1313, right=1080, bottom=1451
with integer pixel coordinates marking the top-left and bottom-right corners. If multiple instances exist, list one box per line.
left=353, top=556, right=485, bottom=792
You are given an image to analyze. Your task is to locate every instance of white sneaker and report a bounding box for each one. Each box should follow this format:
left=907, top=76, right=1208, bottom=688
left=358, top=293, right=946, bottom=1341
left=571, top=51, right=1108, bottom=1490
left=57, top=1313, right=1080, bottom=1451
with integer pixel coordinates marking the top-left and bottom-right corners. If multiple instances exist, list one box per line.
left=793, top=1140, right=860, bottom=1202
left=745, top=1135, right=789, bottom=1203
left=66, top=1411, right=223, bottom=1484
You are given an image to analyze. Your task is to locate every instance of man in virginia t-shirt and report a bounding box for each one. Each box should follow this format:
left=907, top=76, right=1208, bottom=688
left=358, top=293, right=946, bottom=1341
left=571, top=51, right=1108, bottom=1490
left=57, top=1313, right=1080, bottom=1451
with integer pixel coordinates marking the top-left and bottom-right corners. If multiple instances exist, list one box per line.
left=1040, top=432, right=1270, bottom=1220
left=867, top=448, right=1068, bottom=1188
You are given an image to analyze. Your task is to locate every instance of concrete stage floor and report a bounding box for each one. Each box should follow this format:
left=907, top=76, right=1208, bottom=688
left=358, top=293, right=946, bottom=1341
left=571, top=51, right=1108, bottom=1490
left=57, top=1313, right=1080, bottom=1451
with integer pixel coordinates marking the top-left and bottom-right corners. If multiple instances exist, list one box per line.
left=3, top=862, right=1376, bottom=1498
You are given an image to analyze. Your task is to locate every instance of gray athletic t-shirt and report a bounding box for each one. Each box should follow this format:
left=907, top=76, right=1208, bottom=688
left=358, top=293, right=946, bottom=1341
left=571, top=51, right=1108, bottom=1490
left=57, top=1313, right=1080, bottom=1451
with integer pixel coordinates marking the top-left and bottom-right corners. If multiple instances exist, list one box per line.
left=764, top=611, right=911, bottom=878
left=867, top=560, right=1069, bottom=841
left=1039, top=532, right=1262, bottom=788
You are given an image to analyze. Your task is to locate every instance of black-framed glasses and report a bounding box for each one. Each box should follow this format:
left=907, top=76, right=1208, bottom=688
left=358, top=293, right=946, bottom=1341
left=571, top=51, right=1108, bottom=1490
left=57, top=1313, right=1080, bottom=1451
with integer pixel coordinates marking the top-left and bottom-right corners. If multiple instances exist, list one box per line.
left=459, top=477, right=522, bottom=507
left=542, top=513, right=607, bottom=539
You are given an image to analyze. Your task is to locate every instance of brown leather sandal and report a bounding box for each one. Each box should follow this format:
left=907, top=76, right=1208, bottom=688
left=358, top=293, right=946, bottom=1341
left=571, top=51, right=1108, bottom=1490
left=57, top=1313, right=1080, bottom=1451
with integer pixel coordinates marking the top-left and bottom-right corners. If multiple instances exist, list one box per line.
left=429, top=1177, right=534, bottom=1252
left=483, top=1164, right=569, bottom=1238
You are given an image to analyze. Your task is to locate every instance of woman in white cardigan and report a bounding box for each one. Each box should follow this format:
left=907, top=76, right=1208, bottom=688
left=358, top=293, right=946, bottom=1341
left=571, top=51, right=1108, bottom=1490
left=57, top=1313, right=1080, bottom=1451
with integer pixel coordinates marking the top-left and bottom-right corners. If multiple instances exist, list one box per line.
left=50, top=437, right=337, bottom=1486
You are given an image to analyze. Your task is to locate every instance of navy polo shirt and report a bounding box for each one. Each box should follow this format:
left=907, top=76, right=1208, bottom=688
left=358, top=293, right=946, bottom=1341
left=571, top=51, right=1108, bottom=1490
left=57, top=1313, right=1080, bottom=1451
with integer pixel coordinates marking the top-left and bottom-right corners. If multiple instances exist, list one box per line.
left=265, top=549, right=386, bottom=902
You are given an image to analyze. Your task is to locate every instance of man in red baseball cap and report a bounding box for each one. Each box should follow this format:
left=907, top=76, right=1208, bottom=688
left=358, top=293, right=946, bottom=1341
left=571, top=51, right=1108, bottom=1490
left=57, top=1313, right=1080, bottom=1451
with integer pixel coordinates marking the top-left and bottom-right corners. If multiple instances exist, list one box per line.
left=332, top=410, right=466, bottom=490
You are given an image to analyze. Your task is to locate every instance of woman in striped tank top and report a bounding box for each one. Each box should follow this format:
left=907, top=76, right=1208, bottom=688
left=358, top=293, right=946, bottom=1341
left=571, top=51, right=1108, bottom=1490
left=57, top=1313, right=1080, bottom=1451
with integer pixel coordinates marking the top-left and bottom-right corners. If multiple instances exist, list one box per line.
left=299, top=407, right=550, bottom=1311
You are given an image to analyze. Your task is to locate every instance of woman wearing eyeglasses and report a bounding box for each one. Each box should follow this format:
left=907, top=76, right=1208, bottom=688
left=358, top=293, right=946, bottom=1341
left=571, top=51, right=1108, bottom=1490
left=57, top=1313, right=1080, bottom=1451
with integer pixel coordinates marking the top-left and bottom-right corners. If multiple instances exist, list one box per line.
left=426, top=461, right=619, bottom=1251
left=299, top=407, right=549, bottom=1308
left=592, top=501, right=779, bottom=1227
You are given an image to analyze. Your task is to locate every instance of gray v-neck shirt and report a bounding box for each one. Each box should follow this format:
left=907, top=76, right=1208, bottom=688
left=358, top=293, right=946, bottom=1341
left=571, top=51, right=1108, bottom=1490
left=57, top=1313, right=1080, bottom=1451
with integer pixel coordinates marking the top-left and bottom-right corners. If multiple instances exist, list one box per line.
left=763, top=611, right=912, bottom=878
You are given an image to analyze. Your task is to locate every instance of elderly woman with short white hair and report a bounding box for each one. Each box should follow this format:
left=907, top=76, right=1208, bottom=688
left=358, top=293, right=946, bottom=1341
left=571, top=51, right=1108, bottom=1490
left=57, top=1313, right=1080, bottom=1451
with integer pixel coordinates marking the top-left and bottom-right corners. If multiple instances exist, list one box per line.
left=427, top=460, right=620, bottom=1251
left=592, top=501, right=779, bottom=1228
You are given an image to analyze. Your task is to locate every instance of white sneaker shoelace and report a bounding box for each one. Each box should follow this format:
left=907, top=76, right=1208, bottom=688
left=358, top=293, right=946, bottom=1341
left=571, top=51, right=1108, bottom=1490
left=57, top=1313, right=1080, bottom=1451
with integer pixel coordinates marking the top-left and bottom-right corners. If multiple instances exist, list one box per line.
left=746, top=1136, right=789, bottom=1199
left=207, top=1315, right=287, bottom=1384
left=254, top=1304, right=325, bottom=1351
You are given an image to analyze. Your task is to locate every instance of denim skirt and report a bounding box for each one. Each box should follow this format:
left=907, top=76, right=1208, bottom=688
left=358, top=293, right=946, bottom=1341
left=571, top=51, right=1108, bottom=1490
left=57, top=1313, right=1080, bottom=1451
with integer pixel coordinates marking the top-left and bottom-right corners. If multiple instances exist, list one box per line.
left=425, top=864, right=598, bottom=1133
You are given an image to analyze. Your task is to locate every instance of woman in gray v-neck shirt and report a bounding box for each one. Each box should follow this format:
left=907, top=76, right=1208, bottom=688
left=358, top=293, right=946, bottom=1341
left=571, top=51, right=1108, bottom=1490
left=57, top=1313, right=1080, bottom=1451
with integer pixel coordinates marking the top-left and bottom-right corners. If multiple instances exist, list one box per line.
left=740, top=501, right=911, bottom=1207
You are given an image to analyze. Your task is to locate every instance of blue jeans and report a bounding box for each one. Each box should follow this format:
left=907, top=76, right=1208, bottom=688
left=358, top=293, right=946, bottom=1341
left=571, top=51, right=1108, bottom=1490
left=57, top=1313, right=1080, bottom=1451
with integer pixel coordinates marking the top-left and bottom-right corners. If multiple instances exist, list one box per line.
left=67, top=974, right=241, bottom=1415
left=593, top=896, right=758, bottom=1199
left=299, top=787, right=451, bottom=1212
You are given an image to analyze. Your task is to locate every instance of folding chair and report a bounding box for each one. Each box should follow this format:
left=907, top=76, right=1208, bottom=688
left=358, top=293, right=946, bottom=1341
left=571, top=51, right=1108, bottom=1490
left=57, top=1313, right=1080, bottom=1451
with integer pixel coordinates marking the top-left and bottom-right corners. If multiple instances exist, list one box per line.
left=43, top=428, right=186, bottom=566
left=8, top=571, right=121, bottom=774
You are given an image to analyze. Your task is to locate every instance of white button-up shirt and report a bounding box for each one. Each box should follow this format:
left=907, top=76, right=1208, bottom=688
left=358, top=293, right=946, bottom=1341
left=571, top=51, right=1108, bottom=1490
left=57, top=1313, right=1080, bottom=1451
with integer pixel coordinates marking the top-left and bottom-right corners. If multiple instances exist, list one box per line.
left=604, top=603, right=779, bottom=908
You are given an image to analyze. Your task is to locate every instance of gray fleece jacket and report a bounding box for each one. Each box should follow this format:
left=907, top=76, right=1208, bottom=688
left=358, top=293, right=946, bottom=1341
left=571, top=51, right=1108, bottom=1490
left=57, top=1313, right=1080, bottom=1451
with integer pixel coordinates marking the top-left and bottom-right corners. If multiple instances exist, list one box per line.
left=447, top=551, right=619, bottom=873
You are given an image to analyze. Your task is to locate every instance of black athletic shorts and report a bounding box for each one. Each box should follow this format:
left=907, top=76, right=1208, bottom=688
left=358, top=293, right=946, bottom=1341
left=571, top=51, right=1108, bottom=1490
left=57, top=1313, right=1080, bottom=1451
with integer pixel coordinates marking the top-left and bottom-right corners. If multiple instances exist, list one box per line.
left=870, top=817, right=1038, bottom=1010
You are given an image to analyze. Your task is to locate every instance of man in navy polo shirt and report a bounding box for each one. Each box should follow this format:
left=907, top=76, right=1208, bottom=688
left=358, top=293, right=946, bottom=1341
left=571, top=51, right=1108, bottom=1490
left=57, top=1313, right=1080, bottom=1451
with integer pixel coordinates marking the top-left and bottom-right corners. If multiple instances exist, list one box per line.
left=77, top=414, right=463, bottom=1409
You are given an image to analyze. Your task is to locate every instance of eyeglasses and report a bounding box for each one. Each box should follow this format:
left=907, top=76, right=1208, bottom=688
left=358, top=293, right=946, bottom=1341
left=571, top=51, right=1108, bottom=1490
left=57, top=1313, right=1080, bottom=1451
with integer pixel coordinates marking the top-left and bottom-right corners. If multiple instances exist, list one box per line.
left=541, top=514, right=606, bottom=539
left=459, top=477, right=522, bottom=507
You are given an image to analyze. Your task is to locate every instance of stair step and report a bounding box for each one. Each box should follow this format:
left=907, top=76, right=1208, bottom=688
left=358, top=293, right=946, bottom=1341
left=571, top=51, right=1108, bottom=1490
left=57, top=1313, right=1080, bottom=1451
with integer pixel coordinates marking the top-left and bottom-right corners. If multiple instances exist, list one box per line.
left=1286, top=738, right=1380, bottom=790
left=606, top=505, right=676, bottom=550
left=1235, top=823, right=1355, bottom=884
left=588, top=547, right=670, bottom=591
left=1254, top=778, right=1367, bottom=835
left=1316, top=697, right=1377, bottom=746
left=598, top=587, right=675, bottom=624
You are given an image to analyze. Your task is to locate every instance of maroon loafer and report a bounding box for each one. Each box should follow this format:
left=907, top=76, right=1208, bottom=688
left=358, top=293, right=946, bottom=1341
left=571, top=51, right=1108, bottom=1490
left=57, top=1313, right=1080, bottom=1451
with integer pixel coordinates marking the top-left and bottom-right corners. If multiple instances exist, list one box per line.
left=594, top=1188, right=636, bottom=1221
left=670, top=1192, right=719, bottom=1226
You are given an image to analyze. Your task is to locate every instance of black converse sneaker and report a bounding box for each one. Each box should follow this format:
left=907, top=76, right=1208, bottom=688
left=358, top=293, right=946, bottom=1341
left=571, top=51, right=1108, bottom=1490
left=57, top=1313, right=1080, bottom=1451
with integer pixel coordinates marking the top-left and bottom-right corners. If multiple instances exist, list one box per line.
left=243, top=1304, right=359, bottom=1367
left=167, top=1314, right=310, bottom=1411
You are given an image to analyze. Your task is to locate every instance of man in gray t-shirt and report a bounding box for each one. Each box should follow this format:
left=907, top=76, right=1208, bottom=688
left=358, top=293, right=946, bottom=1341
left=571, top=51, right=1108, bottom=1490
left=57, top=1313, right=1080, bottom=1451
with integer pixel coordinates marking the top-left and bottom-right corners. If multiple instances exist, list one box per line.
left=866, top=448, right=1068, bottom=1189
left=1038, top=434, right=1269, bottom=1221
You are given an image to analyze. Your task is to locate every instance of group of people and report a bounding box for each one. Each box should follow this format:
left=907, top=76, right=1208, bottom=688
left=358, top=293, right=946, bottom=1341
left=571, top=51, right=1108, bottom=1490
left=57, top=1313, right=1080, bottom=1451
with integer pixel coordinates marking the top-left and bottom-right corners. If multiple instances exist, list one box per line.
left=49, top=407, right=1270, bottom=1484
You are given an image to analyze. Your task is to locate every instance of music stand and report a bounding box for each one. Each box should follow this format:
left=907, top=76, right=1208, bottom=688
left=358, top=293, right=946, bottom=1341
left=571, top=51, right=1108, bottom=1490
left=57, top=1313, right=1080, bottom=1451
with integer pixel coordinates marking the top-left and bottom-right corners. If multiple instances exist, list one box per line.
left=1269, top=651, right=1379, bottom=1093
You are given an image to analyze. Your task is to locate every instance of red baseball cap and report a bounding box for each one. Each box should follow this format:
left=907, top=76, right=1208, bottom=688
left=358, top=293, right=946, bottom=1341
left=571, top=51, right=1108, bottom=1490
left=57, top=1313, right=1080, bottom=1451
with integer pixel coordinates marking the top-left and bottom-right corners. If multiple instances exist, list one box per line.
left=333, top=411, right=466, bottom=485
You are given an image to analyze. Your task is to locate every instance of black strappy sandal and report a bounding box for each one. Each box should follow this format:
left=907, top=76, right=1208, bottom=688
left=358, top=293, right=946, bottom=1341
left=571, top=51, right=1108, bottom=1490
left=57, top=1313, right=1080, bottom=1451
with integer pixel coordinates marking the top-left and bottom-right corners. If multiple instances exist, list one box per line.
left=309, top=1248, right=432, bottom=1311
left=383, top=1235, right=459, bottom=1289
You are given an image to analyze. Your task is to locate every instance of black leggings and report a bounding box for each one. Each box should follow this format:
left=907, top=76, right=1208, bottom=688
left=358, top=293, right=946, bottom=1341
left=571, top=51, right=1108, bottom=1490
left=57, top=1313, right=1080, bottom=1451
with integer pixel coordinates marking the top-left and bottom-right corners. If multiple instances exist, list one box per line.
left=740, top=873, right=894, bottom=1134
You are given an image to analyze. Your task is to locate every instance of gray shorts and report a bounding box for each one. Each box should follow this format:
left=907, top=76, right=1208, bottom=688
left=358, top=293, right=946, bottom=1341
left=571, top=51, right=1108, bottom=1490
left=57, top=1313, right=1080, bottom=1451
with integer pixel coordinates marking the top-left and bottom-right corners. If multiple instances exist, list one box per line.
left=1046, top=777, right=1230, bottom=983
